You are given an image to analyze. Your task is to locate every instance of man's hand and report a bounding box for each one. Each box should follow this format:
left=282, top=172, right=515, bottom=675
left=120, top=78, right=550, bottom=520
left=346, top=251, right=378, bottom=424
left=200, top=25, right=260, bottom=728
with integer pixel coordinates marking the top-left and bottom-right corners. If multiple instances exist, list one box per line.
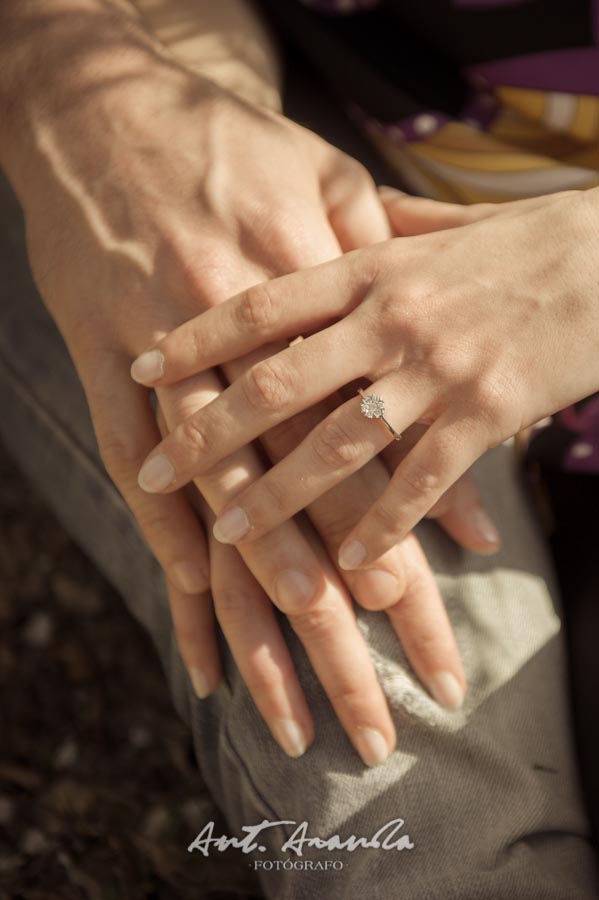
left=0, top=0, right=498, bottom=763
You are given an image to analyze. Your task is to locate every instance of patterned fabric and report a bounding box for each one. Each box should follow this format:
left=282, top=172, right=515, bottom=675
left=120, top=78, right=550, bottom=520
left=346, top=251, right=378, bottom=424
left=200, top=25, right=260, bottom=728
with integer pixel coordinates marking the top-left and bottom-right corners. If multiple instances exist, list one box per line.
left=293, top=0, right=599, bottom=203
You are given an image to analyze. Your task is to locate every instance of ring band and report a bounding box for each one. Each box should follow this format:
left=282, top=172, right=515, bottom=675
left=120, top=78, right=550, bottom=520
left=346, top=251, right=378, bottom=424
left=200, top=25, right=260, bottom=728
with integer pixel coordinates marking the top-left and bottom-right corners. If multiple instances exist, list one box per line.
left=358, top=389, right=402, bottom=441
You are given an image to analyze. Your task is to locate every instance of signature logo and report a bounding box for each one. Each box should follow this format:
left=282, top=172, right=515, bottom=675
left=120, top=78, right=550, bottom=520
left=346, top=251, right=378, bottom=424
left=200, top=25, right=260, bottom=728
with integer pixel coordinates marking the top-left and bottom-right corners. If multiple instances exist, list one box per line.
left=188, top=818, right=414, bottom=857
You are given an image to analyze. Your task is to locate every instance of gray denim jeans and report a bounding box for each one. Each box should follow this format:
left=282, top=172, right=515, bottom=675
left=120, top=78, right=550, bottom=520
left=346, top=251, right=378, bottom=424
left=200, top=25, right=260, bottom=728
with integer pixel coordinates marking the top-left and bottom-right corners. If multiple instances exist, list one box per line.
left=1, top=70, right=597, bottom=899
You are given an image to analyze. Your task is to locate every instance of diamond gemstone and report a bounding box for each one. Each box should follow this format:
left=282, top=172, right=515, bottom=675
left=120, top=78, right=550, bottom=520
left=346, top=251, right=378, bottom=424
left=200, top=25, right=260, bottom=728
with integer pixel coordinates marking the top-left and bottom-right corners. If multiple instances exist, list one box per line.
left=360, top=394, right=385, bottom=419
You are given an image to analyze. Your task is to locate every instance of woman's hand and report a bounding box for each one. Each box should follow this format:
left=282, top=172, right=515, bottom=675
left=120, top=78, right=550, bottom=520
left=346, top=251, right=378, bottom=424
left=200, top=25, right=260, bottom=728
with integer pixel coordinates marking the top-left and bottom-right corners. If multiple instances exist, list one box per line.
left=133, top=188, right=599, bottom=567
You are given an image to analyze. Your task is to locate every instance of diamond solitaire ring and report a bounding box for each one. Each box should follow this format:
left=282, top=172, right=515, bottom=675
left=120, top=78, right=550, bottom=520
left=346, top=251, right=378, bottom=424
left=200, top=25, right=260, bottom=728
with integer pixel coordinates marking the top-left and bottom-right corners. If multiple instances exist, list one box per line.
left=358, top=388, right=402, bottom=441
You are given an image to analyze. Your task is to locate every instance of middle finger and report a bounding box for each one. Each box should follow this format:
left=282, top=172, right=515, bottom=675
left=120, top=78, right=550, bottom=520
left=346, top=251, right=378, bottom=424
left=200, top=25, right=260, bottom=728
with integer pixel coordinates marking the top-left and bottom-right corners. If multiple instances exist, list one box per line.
left=210, top=381, right=431, bottom=546
left=136, top=322, right=369, bottom=493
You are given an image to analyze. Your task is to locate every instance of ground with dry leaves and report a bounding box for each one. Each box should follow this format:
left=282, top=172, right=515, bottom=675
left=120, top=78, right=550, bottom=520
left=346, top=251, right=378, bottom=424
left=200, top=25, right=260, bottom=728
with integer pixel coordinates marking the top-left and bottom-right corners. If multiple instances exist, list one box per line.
left=0, top=443, right=260, bottom=900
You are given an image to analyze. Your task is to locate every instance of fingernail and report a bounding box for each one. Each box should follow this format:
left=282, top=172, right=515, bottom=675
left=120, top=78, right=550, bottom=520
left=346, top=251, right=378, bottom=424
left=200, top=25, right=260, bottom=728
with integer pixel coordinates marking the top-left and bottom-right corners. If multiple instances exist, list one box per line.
left=189, top=667, right=210, bottom=699
left=213, top=507, right=250, bottom=543
left=172, top=561, right=208, bottom=594
left=338, top=539, right=367, bottom=570
left=468, top=508, right=501, bottom=546
left=130, top=349, right=164, bottom=384
left=428, top=671, right=465, bottom=711
left=274, top=570, right=315, bottom=612
left=353, top=727, right=390, bottom=767
left=137, top=453, right=175, bottom=492
left=354, top=569, right=399, bottom=607
left=271, top=718, right=308, bottom=758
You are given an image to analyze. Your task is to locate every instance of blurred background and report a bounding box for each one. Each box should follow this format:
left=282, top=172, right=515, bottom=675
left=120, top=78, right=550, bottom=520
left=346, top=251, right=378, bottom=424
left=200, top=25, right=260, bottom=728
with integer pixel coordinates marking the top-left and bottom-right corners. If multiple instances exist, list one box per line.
left=0, top=444, right=259, bottom=900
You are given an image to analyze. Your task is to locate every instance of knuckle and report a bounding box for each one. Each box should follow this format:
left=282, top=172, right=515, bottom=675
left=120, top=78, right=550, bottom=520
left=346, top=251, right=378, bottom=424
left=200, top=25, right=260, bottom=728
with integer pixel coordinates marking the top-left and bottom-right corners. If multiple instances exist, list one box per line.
left=470, top=380, right=498, bottom=420
left=260, top=203, right=322, bottom=265
left=178, top=240, right=232, bottom=299
left=398, top=614, right=440, bottom=660
left=214, top=586, right=247, bottom=620
left=264, top=207, right=298, bottom=244
left=312, top=418, right=362, bottom=470
left=326, top=678, right=370, bottom=710
left=373, top=289, right=418, bottom=344
left=398, top=460, right=441, bottom=501
left=186, top=322, right=204, bottom=369
left=338, top=152, right=373, bottom=189
left=470, top=375, right=517, bottom=443
left=370, top=501, right=402, bottom=538
left=237, top=282, right=276, bottom=330
left=242, top=659, right=297, bottom=703
left=468, top=375, right=512, bottom=434
left=179, top=413, right=209, bottom=455
left=287, top=599, right=339, bottom=642
left=98, top=431, right=144, bottom=480
left=135, top=505, right=172, bottom=536
left=257, top=475, right=290, bottom=517
left=373, top=290, right=400, bottom=329
left=242, top=357, right=294, bottom=413
left=423, top=342, right=461, bottom=386
left=310, top=504, right=361, bottom=545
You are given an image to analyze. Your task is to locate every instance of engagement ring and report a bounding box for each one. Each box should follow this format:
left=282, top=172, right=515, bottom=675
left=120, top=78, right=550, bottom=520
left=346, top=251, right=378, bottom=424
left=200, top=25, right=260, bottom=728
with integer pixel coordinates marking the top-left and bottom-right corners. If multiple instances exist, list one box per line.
left=358, top=389, right=402, bottom=441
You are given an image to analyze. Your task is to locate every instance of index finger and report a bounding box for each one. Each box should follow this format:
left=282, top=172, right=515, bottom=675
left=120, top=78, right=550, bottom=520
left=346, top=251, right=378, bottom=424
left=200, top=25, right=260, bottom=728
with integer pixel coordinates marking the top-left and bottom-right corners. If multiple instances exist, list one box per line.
left=129, top=250, right=370, bottom=387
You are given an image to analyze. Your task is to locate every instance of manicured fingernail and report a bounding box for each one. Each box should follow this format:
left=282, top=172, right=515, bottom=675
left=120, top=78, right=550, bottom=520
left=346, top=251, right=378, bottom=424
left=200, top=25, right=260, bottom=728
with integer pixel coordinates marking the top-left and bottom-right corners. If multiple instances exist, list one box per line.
left=468, top=508, right=501, bottom=546
left=189, top=667, right=210, bottom=699
left=354, top=569, right=399, bottom=607
left=271, top=718, right=308, bottom=758
left=172, top=561, right=208, bottom=594
left=130, top=349, right=164, bottom=384
left=213, top=507, right=250, bottom=543
left=137, top=454, right=175, bottom=492
left=428, top=671, right=465, bottom=711
left=274, top=570, right=315, bottom=612
left=338, top=539, right=367, bottom=570
left=353, top=727, right=390, bottom=767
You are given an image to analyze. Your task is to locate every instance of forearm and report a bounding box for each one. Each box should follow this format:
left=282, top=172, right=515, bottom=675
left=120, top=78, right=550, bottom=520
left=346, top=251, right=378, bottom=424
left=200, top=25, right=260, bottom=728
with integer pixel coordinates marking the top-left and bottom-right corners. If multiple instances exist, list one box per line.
left=0, top=0, right=282, bottom=201
left=132, top=0, right=282, bottom=110
left=0, top=1, right=166, bottom=195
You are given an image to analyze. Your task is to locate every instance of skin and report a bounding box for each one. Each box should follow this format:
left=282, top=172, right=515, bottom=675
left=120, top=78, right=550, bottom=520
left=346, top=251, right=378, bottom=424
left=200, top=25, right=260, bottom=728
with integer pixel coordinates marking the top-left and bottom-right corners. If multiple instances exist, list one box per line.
left=134, top=187, right=599, bottom=571
left=0, top=0, right=500, bottom=765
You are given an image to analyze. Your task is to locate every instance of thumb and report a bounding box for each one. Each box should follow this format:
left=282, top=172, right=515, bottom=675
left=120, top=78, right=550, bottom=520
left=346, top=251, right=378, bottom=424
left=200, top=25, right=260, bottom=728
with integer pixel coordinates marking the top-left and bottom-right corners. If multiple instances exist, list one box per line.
left=379, top=186, right=496, bottom=236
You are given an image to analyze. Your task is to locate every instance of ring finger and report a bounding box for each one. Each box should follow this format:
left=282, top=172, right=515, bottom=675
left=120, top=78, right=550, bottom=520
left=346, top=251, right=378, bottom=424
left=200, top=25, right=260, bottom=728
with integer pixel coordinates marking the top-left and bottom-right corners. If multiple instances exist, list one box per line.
left=136, top=323, right=370, bottom=493
left=211, top=376, right=431, bottom=546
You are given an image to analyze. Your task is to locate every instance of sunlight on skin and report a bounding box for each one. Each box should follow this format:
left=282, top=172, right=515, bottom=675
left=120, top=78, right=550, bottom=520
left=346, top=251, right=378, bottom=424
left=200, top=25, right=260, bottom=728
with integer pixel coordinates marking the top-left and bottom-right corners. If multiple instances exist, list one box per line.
left=0, top=0, right=491, bottom=767
left=133, top=0, right=283, bottom=109
left=35, top=123, right=154, bottom=279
